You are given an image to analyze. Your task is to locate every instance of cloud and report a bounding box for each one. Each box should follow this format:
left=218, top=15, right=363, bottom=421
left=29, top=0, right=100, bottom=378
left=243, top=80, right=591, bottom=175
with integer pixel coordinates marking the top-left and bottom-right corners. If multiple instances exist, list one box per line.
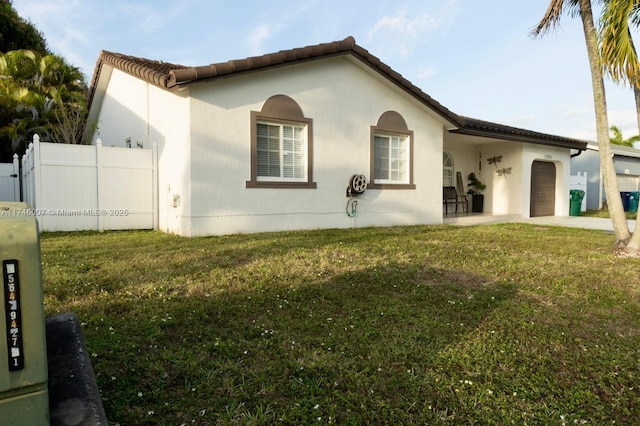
left=564, top=105, right=592, bottom=117
left=608, top=109, right=640, bottom=136
left=368, top=9, right=439, bottom=40
left=367, top=8, right=441, bottom=57
left=416, top=65, right=438, bottom=80
left=117, top=3, right=177, bottom=36
left=247, top=24, right=279, bottom=56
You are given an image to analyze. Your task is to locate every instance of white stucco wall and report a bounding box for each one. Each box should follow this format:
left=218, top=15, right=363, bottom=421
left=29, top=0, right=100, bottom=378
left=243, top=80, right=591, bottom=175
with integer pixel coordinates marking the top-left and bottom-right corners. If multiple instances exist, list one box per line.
left=445, top=138, right=572, bottom=218
left=184, top=56, right=445, bottom=236
left=90, top=68, right=192, bottom=235
left=521, top=144, right=571, bottom=218
left=92, top=57, right=576, bottom=237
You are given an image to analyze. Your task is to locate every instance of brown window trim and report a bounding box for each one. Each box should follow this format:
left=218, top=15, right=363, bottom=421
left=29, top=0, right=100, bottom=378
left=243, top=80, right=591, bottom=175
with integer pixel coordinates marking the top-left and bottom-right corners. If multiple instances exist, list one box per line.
left=246, top=96, right=316, bottom=189
left=368, top=125, right=415, bottom=190
left=367, top=182, right=416, bottom=190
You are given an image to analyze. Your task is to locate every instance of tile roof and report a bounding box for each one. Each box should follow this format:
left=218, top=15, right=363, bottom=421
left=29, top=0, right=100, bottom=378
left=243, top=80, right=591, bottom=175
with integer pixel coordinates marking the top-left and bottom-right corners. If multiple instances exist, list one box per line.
left=88, top=36, right=587, bottom=151
left=454, top=116, right=589, bottom=149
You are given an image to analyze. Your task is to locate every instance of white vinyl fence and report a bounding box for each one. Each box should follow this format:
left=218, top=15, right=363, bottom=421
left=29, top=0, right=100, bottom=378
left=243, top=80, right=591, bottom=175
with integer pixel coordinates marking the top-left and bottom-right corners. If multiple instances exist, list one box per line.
left=0, top=155, right=20, bottom=202
left=21, top=134, right=158, bottom=232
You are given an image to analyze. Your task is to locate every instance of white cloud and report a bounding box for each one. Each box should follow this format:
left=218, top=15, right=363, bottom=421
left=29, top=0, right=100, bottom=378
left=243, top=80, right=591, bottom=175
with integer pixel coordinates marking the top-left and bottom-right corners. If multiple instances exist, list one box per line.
left=368, top=9, right=439, bottom=40
left=117, top=2, right=186, bottom=37
left=564, top=105, right=592, bottom=117
left=367, top=8, right=441, bottom=57
left=247, top=24, right=278, bottom=56
left=417, top=65, right=438, bottom=79
left=12, top=0, right=77, bottom=22
left=608, top=109, right=640, bottom=136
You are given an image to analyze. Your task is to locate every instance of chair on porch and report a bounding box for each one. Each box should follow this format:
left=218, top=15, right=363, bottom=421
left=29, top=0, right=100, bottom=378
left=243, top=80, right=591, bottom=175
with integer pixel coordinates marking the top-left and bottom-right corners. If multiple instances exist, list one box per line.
left=443, top=186, right=468, bottom=214
left=455, top=171, right=469, bottom=213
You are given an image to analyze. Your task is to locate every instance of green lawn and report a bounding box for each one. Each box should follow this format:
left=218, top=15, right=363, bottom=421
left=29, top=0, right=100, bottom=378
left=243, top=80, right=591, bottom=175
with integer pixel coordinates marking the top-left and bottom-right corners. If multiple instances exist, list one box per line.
left=41, top=224, right=640, bottom=425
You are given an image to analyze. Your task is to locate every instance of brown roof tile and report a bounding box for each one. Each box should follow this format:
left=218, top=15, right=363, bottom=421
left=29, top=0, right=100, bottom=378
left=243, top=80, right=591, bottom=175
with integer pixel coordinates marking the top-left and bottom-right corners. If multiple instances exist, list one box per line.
left=87, top=36, right=587, bottom=151
left=453, top=116, right=588, bottom=149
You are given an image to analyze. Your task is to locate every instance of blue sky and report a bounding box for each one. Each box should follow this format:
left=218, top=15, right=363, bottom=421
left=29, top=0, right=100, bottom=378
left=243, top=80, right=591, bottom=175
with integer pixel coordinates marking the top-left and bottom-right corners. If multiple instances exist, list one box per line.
left=12, top=0, right=640, bottom=142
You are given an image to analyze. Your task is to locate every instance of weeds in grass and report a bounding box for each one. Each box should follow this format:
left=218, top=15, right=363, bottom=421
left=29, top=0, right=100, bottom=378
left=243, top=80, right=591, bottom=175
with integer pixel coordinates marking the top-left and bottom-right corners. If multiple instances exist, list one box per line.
left=41, top=224, right=640, bottom=424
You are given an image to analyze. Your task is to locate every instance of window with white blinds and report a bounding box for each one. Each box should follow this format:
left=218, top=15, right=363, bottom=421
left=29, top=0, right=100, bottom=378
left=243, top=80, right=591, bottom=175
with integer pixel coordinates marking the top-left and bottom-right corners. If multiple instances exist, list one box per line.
left=257, top=122, right=307, bottom=181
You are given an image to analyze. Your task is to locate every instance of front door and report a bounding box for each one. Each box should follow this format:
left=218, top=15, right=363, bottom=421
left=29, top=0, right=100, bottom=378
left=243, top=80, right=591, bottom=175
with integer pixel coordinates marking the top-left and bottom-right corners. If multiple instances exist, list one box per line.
left=530, top=161, right=556, bottom=217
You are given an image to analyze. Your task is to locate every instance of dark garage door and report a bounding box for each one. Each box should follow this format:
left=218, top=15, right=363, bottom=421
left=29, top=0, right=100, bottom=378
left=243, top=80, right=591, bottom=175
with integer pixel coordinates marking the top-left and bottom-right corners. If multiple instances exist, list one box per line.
left=530, top=161, right=556, bottom=217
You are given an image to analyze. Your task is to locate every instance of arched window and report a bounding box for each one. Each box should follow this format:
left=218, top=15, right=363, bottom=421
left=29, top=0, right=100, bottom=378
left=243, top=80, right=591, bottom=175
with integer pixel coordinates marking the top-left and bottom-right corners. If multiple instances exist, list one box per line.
left=246, top=95, right=316, bottom=188
left=369, top=111, right=415, bottom=189
left=443, top=152, right=454, bottom=187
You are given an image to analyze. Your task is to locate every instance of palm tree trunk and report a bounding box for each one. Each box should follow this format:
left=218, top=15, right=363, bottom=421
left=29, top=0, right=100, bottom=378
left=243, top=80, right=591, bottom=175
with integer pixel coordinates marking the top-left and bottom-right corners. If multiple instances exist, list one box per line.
left=627, top=74, right=640, bottom=251
left=628, top=31, right=640, bottom=252
left=635, top=83, right=640, bottom=132
left=579, top=0, right=631, bottom=248
left=628, top=28, right=640, bottom=134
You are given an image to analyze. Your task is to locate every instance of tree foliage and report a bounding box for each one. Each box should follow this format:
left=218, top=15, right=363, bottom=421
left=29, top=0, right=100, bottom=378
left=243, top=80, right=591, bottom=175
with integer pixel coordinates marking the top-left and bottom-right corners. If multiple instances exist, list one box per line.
left=599, top=0, right=640, bottom=85
left=0, top=2, right=88, bottom=161
left=609, top=124, right=640, bottom=145
left=0, top=0, right=47, bottom=55
left=0, top=50, right=88, bottom=161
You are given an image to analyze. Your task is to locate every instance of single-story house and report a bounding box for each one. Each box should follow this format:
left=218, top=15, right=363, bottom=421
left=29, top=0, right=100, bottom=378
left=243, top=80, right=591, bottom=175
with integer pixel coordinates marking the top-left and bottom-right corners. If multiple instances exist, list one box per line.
left=85, top=36, right=587, bottom=236
left=571, top=142, right=640, bottom=210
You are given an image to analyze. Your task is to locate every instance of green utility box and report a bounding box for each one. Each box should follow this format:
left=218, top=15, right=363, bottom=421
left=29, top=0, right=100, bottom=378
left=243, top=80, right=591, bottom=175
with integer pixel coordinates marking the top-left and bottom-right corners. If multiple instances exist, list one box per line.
left=0, top=202, right=49, bottom=425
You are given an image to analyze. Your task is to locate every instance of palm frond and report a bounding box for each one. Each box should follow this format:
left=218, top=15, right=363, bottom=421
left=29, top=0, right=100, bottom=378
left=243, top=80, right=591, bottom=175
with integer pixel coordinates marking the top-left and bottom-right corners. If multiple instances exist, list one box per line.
left=531, top=0, right=568, bottom=36
left=599, top=0, right=640, bottom=85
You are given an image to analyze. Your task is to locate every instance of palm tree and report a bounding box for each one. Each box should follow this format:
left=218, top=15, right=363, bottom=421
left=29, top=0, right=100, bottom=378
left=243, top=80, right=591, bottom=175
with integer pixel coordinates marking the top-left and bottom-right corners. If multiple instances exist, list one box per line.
left=599, top=1, right=640, bottom=142
left=609, top=124, right=640, bottom=146
left=599, top=0, right=640, bottom=84
left=598, top=0, right=640, bottom=252
left=532, top=0, right=633, bottom=252
left=0, top=50, right=88, bottom=158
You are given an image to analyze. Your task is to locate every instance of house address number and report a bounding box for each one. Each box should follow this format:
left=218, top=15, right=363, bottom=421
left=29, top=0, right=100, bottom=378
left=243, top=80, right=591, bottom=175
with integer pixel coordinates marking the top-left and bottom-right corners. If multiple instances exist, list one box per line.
left=3, top=260, right=24, bottom=371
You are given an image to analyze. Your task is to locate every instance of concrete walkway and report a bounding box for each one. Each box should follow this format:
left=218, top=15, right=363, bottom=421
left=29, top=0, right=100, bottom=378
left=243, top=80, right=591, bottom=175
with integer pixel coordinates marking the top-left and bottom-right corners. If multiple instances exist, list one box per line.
left=444, top=213, right=635, bottom=232
left=512, top=215, right=635, bottom=232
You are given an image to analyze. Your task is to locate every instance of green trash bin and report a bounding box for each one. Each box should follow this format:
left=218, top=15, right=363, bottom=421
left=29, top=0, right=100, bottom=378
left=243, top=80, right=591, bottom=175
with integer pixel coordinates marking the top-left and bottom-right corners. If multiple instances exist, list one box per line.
left=629, top=192, right=640, bottom=213
left=569, top=190, right=585, bottom=216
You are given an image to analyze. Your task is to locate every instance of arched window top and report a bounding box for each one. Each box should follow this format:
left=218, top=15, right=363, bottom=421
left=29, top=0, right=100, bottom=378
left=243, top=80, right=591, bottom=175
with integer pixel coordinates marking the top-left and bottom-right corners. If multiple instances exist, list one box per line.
left=443, top=151, right=454, bottom=168
left=260, top=95, right=305, bottom=120
left=376, top=111, right=408, bottom=133
left=443, top=151, right=454, bottom=187
left=369, top=110, right=415, bottom=189
left=247, top=95, right=316, bottom=189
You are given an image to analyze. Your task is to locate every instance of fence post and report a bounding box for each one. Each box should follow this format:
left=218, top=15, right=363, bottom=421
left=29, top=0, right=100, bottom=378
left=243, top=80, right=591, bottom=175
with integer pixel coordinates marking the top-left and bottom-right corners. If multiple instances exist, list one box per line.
left=96, top=138, right=104, bottom=232
left=21, top=152, right=26, bottom=204
left=12, top=154, right=19, bottom=202
left=33, top=134, right=41, bottom=212
left=152, top=142, right=158, bottom=230
left=21, top=144, right=30, bottom=206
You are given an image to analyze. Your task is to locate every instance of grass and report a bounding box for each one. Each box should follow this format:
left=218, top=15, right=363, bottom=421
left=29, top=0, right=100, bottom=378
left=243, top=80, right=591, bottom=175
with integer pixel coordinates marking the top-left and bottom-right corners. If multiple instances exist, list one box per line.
left=40, top=224, right=640, bottom=425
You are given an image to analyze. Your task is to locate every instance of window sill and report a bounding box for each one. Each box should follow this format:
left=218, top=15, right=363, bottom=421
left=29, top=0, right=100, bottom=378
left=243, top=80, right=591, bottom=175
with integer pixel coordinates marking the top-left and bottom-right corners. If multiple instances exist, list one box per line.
left=246, top=180, right=317, bottom=189
left=368, top=183, right=416, bottom=190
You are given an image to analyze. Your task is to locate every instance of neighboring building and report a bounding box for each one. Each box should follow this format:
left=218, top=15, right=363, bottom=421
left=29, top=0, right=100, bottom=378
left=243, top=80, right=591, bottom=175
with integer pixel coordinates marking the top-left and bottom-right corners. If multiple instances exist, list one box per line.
left=85, top=36, right=587, bottom=237
left=571, top=142, right=640, bottom=210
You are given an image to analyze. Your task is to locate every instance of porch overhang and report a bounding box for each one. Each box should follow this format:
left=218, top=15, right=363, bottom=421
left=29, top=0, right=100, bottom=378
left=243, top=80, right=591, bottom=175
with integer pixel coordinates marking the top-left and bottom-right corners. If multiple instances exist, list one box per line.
left=449, top=116, right=589, bottom=151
